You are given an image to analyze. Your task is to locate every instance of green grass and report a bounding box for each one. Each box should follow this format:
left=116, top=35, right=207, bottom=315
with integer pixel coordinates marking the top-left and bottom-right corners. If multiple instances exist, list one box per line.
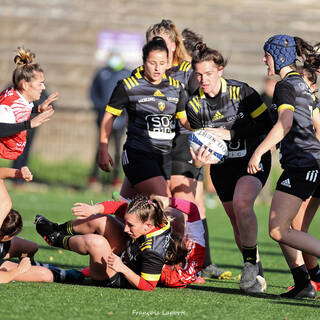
left=1, top=187, right=320, bottom=320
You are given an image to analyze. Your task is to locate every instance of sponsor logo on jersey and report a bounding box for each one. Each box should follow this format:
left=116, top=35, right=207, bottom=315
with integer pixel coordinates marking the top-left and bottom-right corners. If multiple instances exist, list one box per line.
left=158, top=101, right=165, bottom=111
left=154, top=89, right=165, bottom=97
left=213, top=111, right=224, bottom=121
left=280, top=178, right=291, bottom=188
left=138, top=97, right=156, bottom=103
left=167, top=97, right=179, bottom=103
left=226, top=112, right=244, bottom=122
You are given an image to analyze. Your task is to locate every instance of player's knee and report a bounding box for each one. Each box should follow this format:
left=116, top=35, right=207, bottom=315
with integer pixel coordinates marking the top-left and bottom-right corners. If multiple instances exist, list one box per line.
left=269, top=226, right=283, bottom=242
left=84, top=234, right=108, bottom=252
left=233, top=198, right=253, bottom=218
left=38, top=267, right=54, bottom=282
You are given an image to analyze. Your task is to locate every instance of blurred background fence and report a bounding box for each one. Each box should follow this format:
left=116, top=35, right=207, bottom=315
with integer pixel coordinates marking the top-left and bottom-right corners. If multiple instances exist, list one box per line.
left=1, top=0, right=320, bottom=166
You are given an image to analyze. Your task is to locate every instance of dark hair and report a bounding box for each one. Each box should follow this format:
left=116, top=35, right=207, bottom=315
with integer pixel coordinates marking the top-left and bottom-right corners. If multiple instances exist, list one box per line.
left=165, top=232, right=189, bottom=266
left=142, top=36, right=168, bottom=63
left=293, top=37, right=320, bottom=74
left=127, top=194, right=169, bottom=227
left=12, top=47, right=43, bottom=89
left=192, top=42, right=228, bottom=70
left=181, top=28, right=203, bottom=56
left=0, top=208, right=23, bottom=238
left=146, top=19, right=187, bottom=65
left=296, top=65, right=317, bottom=87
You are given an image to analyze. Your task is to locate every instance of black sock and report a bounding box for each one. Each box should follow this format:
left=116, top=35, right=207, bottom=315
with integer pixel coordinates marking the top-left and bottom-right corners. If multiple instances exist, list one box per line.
left=257, top=261, right=264, bottom=277
left=57, top=221, right=75, bottom=235
left=291, top=264, right=309, bottom=288
left=202, top=219, right=212, bottom=268
left=308, top=265, right=320, bottom=282
left=242, top=245, right=257, bottom=264
left=60, top=235, right=72, bottom=250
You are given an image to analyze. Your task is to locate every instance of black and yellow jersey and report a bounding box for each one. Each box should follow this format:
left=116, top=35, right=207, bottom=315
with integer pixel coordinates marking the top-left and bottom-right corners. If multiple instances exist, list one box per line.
left=272, top=71, right=320, bottom=168
left=132, top=63, right=198, bottom=136
left=106, top=71, right=187, bottom=154
left=122, top=222, right=171, bottom=285
left=186, top=78, right=272, bottom=163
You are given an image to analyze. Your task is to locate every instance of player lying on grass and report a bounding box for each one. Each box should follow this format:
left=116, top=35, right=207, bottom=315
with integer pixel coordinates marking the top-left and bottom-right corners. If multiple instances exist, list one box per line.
left=0, top=166, right=54, bottom=283
left=35, top=196, right=207, bottom=289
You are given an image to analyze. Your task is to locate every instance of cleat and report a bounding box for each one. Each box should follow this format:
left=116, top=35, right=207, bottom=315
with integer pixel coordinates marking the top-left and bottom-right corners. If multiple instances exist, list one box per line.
left=240, top=262, right=259, bottom=290
left=201, top=263, right=232, bottom=279
left=193, top=276, right=206, bottom=284
left=34, top=215, right=64, bottom=247
left=244, top=275, right=267, bottom=293
left=280, top=282, right=316, bottom=299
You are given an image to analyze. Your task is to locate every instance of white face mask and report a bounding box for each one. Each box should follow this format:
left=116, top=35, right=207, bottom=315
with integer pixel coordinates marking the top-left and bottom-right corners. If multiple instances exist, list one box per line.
left=108, top=55, right=124, bottom=71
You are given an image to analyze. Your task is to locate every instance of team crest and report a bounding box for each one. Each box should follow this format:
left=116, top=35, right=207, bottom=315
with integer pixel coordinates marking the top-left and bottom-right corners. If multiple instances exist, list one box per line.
left=158, top=101, right=165, bottom=111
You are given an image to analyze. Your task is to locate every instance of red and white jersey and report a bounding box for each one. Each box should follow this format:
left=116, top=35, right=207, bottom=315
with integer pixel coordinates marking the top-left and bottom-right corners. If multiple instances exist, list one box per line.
left=160, top=198, right=205, bottom=288
left=0, top=87, right=33, bottom=159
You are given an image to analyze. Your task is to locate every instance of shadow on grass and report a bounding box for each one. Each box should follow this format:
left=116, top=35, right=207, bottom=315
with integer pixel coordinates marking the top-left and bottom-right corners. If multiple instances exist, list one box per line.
left=188, top=285, right=320, bottom=308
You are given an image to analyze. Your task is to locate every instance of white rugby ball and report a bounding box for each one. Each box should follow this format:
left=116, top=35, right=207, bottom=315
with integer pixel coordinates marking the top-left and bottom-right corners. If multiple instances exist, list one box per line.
left=188, top=129, right=228, bottom=164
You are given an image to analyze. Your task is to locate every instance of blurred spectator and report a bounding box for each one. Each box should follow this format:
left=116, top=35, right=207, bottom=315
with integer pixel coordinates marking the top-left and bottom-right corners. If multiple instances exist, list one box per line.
left=89, top=52, right=130, bottom=187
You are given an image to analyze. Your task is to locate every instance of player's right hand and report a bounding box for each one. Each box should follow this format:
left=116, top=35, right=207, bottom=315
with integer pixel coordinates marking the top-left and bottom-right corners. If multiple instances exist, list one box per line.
left=98, top=143, right=113, bottom=172
left=20, top=166, right=33, bottom=182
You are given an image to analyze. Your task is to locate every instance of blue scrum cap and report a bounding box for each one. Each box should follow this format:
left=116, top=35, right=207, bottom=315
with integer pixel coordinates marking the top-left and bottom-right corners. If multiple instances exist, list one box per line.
left=263, top=34, right=296, bottom=73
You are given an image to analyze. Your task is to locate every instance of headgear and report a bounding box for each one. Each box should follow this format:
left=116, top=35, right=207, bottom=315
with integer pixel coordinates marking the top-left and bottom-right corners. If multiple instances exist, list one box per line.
left=263, top=34, right=296, bottom=73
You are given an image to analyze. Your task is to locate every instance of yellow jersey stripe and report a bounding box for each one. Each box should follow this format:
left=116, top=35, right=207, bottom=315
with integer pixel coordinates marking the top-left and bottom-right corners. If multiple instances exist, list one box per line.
left=236, top=87, right=240, bottom=100
left=169, top=77, right=172, bottom=86
left=141, top=272, right=161, bottom=281
left=250, top=103, right=268, bottom=118
left=229, top=87, right=232, bottom=100
left=189, top=101, right=198, bottom=113
left=221, top=78, right=227, bottom=93
left=146, top=222, right=170, bottom=239
left=193, top=97, right=200, bottom=108
left=199, top=87, right=206, bottom=99
left=140, top=245, right=152, bottom=251
left=106, top=105, right=122, bottom=116
left=185, top=63, right=191, bottom=72
left=176, top=110, right=186, bottom=119
left=131, top=76, right=139, bottom=86
left=180, top=61, right=186, bottom=71
left=233, top=86, right=236, bottom=100
left=127, top=77, right=135, bottom=87
left=123, top=78, right=131, bottom=90
left=278, top=104, right=295, bottom=112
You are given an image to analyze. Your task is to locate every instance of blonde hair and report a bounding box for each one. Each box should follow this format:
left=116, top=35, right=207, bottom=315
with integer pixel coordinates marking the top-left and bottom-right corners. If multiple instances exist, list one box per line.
left=146, top=19, right=187, bottom=65
left=12, top=47, right=43, bottom=89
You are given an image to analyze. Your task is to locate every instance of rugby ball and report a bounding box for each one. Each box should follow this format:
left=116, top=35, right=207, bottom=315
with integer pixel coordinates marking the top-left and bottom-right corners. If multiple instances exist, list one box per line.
left=188, top=129, right=228, bottom=164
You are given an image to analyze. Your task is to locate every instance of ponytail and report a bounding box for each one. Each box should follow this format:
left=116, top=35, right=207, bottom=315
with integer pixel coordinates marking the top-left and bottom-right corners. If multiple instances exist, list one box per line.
left=12, top=47, right=43, bottom=89
left=165, top=232, right=189, bottom=266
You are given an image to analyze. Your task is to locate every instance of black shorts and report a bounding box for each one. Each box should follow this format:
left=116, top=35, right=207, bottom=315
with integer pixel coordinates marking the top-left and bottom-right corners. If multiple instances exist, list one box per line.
left=312, top=184, right=320, bottom=199
left=122, top=146, right=172, bottom=186
left=171, top=134, right=202, bottom=180
left=276, top=167, right=320, bottom=201
left=0, top=240, right=11, bottom=262
left=92, top=272, right=133, bottom=289
left=210, top=152, right=271, bottom=202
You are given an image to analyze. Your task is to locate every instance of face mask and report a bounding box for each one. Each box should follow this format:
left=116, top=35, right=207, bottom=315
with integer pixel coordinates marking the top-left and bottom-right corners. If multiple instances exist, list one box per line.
left=108, top=55, right=125, bottom=71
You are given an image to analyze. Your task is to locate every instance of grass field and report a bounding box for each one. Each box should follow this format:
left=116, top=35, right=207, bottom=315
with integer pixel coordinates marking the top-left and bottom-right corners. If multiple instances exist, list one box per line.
left=2, top=185, right=320, bottom=320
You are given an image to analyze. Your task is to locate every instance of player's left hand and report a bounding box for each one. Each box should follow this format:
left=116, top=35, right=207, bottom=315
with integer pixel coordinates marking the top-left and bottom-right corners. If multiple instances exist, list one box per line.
left=205, top=127, right=231, bottom=141
left=38, top=92, right=59, bottom=112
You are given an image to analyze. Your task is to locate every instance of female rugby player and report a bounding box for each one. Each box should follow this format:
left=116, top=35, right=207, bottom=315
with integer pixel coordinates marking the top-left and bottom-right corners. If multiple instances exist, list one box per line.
left=187, top=42, right=273, bottom=293
left=98, top=36, right=190, bottom=198
left=248, top=34, right=320, bottom=298
left=0, top=47, right=57, bottom=160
